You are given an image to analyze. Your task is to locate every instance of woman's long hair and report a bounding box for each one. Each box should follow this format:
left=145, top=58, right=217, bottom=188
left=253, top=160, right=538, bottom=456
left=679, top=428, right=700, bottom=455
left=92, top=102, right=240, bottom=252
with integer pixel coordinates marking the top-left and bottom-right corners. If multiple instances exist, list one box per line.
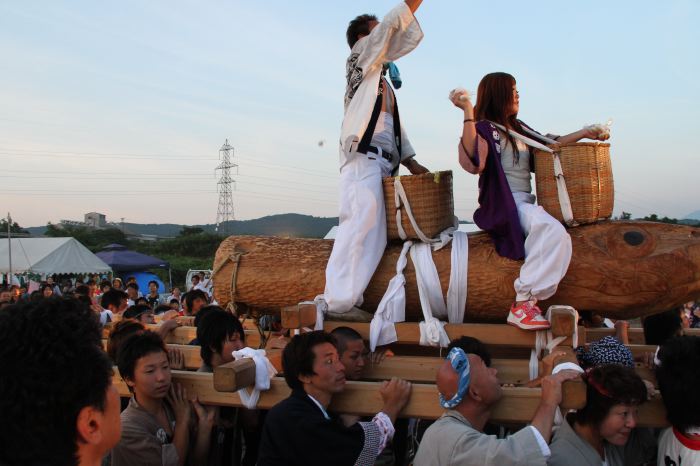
left=474, top=72, right=527, bottom=163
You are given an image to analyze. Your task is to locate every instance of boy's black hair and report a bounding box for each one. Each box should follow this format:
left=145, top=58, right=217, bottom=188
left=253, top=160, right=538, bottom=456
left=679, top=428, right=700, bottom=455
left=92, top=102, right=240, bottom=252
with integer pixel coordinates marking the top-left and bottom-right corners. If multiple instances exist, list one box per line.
left=0, top=297, right=113, bottom=466
left=656, top=336, right=700, bottom=432
left=282, top=331, right=338, bottom=390
left=197, top=309, right=246, bottom=367
left=123, top=304, right=152, bottom=321
left=346, top=14, right=378, bottom=48
left=330, top=326, right=364, bottom=355
left=154, top=304, right=172, bottom=315
left=643, top=310, right=682, bottom=345
left=101, top=289, right=128, bottom=311
left=107, top=319, right=146, bottom=362
left=116, top=330, right=167, bottom=384
left=447, top=336, right=492, bottom=367
left=73, top=284, right=90, bottom=296
left=185, top=289, right=208, bottom=312
left=126, top=282, right=139, bottom=291
left=148, top=280, right=158, bottom=288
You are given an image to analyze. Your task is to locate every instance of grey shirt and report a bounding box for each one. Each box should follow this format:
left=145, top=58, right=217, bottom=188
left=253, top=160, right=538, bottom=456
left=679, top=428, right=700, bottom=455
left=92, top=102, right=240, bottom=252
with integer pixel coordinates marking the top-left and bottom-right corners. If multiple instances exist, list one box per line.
left=414, top=410, right=547, bottom=466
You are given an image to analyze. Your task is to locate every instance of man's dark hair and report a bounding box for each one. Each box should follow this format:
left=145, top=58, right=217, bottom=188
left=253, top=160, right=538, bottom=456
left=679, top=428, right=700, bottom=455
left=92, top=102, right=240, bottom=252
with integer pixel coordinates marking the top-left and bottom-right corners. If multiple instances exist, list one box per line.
left=107, top=319, right=146, bottom=362
left=194, top=304, right=222, bottom=328
left=0, top=297, right=113, bottom=466
left=346, top=14, right=378, bottom=48
left=330, top=326, right=364, bottom=355
left=116, top=331, right=167, bottom=384
left=197, top=309, right=245, bottom=367
left=101, top=289, right=128, bottom=311
left=126, top=282, right=139, bottom=291
left=154, top=304, right=172, bottom=315
left=123, top=304, right=152, bottom=321
left=148, top=280, right=158, bottom=288
left=185, top=289, right=208, bottom=312
left=74, top=284, right=90, bottom=296
left=656, top=336, right=700, bottom=432
left=447, top=336, right=492, bottom=367
left=643, top=310, right=682, bottom=345
left=575, top=364, right=647, bottom=428
left=135, top=297, right=148, bottom=306
left=86, top=279, right=96, bottom=286
left=282, top=331, right=337, bottom=390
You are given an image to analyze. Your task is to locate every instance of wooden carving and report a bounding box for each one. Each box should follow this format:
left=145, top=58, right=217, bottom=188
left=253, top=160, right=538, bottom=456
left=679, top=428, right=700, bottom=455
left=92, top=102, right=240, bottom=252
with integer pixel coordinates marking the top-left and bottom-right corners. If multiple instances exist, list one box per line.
left=212, top=221, right=700, bottom=322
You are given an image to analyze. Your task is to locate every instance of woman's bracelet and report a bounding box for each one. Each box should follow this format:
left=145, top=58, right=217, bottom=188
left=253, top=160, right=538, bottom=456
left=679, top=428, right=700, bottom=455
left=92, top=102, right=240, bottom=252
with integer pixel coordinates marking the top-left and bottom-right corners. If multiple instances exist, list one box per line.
left=463, top=118, right=474, bottom=123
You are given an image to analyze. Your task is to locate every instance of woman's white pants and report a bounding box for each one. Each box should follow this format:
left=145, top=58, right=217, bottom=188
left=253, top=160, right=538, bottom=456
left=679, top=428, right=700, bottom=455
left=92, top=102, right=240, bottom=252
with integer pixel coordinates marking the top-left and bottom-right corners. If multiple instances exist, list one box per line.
left=513, top=192, right=572, bottom=302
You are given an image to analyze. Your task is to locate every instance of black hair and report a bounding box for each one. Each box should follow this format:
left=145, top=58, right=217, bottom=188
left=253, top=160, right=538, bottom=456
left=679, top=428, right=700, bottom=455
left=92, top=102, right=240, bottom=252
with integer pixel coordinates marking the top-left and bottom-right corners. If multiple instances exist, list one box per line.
left=574, top=364, right=647, bottom=428
left=107, top=319, right=146, bottom=363
left=185, top=289, right=208, bottom=313
left=135, top=297, right=148, bottom=306
left=330, top=326, right=364, bottom=355
left=73, top=285, right=90, bottom=296
left=282, top=331, right=337, bottom=390
left=99, top=279, right=111, bottom=289
left=126, top=282, right=139, bottom=291
left=123, top=304, right=152, bottom=321
left=101, top=289, right=128, bottom=311
left=197, top=309, right=245, bottom=367
left=643, top=310, right=682, bottom=345
left=0, top=297, right=112, bottom=466
left=346, top=14, right=378, bottom=48
left=116, top=330, right=167, bottom=384
left=154, top=304, right=172, bottom=315
left=194, top=304, right=222, bottom=328
left=447, top=336, right=492, bottom=367
left=148, top=280, right=158, bottom=288
left=169, top=298, right=179, bottom=305
left=655, top=336, right=700, bottom=432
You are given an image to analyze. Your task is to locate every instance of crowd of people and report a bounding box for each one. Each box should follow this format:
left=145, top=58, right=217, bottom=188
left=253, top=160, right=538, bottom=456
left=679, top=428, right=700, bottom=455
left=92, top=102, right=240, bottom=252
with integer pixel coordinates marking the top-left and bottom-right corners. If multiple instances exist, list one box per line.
left=2, top=1, right=700, bottom=465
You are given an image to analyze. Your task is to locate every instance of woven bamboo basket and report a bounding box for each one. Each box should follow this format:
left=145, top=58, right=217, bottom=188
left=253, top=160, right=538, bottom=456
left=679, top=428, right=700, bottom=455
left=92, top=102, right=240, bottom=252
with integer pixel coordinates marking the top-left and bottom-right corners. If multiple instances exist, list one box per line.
left=383, top=170, right=455, bottom=241
left=534, top=142, right=613, bottom=225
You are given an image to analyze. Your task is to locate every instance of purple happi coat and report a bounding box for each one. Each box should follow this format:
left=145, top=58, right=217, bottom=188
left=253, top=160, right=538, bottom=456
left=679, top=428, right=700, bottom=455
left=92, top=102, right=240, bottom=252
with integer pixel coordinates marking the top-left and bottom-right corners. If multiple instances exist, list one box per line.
left=458, top=120, right=546, bottom=261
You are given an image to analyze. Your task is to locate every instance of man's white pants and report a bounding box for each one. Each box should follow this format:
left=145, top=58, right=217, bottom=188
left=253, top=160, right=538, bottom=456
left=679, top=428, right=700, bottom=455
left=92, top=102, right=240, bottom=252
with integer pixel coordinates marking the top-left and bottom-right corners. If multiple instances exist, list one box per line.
left=325, top=154, right=392, bottom=313
left=513, top=192, right=572, bottom=302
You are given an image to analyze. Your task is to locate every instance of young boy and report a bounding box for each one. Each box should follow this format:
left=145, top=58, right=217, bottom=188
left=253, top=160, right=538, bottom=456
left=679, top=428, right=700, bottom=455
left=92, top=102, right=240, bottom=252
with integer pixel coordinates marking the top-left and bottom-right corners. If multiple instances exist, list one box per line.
left=112, top=331, right=213, bottom=466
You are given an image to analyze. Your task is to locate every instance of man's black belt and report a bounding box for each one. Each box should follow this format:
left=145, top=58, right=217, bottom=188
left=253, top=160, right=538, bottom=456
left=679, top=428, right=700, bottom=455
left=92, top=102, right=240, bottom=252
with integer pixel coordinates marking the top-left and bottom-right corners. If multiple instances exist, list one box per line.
left=367, top=145, right=394, bottom=164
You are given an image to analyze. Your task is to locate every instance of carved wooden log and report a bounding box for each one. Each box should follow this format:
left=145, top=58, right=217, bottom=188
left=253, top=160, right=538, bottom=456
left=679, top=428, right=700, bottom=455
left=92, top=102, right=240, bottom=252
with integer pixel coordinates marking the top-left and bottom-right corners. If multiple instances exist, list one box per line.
left=212, top=221, right=700, bottom=322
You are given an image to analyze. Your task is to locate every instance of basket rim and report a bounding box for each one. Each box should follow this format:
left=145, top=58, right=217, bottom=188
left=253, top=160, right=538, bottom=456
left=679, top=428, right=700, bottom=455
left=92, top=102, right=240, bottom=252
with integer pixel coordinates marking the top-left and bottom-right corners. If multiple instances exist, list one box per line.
left=536, top=142, right=610, bottom=150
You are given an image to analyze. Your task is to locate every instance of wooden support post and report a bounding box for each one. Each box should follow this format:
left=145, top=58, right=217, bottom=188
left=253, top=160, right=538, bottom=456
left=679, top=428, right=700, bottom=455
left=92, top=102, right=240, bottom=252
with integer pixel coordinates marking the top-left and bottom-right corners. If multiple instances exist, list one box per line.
left=214, top=359, right=257, bottom=392
left=281, top=302, right=317, bottom=329
left=549, top=306, right=576, bottom=338
left=552, top=346, right=587, bottom=410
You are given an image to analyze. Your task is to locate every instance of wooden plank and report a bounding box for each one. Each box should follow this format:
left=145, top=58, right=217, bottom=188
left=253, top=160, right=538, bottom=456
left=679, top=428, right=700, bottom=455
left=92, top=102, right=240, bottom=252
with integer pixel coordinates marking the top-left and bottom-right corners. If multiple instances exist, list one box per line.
left=112, top=369, right=668, bottom=426
left=322, top=321, right=575, bottom=348
left=214, top=359, right=256, bottom=392
left=102, top=324, right=262, bottom=348
left=281, top=303, right=317, bottom=329
left=586, top=327, right=700, bottom=345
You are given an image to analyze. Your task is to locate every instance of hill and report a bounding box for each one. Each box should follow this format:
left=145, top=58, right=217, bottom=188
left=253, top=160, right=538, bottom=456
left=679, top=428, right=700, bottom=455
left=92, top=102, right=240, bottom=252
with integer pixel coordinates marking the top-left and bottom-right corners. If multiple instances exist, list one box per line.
left=26, top=213, right=339, bottom=239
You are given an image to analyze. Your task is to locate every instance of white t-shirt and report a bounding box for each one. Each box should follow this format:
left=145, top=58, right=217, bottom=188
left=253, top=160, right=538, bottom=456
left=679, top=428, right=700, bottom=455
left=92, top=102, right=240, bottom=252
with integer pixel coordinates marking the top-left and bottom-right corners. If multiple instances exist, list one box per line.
left=658, top=427, right=700, bottom=466
left=100, top=309, right=114, bottom=326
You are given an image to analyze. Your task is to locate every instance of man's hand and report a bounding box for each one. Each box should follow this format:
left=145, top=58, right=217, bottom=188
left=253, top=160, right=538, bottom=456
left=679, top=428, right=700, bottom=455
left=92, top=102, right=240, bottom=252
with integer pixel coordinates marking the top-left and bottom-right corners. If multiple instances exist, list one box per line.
left=168, top=383, right=192, bottom=424
left=402, top=158, right=429, bottom=174
left=540, top=370, right=581, bottom=408
left=168, top=347, right=185, bottom=370
left=379, top=377, right=411, bottom=423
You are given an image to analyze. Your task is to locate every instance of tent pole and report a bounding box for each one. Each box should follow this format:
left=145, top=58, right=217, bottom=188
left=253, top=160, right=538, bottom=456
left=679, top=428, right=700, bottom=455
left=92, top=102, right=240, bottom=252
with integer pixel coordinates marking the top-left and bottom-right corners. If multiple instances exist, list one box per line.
left=168, top=268, right=173, bottom=291
left=7, top=213, right=12, bottom=285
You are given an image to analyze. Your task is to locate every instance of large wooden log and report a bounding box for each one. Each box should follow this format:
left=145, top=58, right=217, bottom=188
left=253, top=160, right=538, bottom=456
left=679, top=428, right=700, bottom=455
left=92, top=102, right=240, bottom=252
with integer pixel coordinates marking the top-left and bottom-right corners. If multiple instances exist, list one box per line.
left=213, top=221, right=700, bottom=322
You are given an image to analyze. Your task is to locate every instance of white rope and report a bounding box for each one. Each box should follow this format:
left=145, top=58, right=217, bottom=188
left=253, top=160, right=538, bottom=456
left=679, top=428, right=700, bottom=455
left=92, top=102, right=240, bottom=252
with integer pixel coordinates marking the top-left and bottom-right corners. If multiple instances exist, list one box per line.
left=411, top=243, right=449, bottom=347
left=394, top=177, right=439, bottom=244
left=232, top=347, right=278, bottom=410
left=528, top=305, right=579, bottom=380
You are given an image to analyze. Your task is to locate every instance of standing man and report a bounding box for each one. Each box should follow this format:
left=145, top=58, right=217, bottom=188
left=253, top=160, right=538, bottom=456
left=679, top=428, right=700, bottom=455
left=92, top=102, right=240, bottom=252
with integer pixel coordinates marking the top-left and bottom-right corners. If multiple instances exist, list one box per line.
left=323, top=1, right=429, bottom=316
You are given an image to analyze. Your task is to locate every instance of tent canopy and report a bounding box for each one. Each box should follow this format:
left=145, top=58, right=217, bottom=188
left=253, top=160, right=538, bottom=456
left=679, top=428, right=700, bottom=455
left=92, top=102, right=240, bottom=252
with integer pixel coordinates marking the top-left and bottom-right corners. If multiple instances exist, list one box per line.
left=0, top=237, right=112, bottom=274
left=96, top=244, right=169, bottom=272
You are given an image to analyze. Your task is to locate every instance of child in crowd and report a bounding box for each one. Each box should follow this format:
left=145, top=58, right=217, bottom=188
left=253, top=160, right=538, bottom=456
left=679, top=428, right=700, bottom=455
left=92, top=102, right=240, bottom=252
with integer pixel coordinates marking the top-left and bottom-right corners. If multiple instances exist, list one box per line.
left=112, top=331, right=213, bottom=466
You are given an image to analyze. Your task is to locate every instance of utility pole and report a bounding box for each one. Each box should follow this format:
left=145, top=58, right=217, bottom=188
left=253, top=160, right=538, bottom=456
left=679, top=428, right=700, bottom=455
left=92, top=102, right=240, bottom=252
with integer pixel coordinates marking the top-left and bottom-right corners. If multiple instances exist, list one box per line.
left=6, top=213, right=12, bottom=286
left=215, top=139, right=236, bottom=235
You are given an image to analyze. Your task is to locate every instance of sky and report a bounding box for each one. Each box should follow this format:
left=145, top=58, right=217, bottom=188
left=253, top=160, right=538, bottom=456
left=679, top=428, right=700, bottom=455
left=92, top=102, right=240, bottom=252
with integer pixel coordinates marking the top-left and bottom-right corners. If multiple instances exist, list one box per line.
left=1, top=0, right=698, bottom=228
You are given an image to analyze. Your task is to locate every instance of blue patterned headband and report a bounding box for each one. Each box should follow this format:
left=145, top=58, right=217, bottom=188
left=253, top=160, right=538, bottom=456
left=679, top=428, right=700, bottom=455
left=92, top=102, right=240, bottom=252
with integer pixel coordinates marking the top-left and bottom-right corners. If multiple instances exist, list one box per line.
left=439, top=347, right=471, bottom=409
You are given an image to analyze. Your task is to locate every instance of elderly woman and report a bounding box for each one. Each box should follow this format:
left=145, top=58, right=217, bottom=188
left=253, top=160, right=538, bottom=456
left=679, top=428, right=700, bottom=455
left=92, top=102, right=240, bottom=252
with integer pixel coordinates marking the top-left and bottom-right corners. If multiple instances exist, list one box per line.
left=548, top=364, right=656, bottom=465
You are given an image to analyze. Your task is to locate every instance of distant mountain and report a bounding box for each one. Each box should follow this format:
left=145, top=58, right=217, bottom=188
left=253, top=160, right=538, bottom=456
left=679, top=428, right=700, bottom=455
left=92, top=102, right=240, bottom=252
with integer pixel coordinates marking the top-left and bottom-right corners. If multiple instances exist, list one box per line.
left=26, top=213, right=340, bottom=239
left=684, top=210, right=700, bottom=221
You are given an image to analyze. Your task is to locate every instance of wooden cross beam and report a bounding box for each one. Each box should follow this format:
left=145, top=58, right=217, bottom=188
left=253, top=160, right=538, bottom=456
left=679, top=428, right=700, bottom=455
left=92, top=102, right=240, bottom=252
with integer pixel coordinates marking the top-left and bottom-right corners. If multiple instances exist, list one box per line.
left=111, top=367, right=668, bottom=426
left=102, top=324, right=263, bottom=348
left=281, top=305, right=578, bottom=348
left=586, top=327, right=699, bottom=345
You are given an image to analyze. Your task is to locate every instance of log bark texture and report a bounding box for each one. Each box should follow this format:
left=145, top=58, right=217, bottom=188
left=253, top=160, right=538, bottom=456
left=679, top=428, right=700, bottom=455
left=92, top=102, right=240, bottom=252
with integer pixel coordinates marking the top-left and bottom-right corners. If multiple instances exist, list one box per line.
left=212, top=221, right=700, bottom=322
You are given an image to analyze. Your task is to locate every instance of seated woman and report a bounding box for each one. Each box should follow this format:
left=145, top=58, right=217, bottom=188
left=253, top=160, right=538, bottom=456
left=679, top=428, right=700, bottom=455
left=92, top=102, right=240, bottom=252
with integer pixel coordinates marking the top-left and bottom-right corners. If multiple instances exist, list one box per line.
left=112, top=331, right=213, bottom=466
left=450, top=72, right=608, bottom=330
left=548, top=364, right=656, bottom=465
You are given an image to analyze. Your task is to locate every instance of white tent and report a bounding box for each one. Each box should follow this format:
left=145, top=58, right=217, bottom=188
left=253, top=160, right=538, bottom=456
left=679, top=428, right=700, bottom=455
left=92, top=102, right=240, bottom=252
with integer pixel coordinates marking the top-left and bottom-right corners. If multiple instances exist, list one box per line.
left=0, top=237, right=112, bottom=275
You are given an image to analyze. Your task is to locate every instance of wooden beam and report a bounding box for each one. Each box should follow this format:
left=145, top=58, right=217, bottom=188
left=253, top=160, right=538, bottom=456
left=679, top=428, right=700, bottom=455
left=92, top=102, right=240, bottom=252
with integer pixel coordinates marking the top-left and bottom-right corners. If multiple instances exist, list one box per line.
left=102, top=324, right=262, bottom=348
left=214, top=359, right=256, bottom=392
left=281, top=303, right=317, bottom=329
left=322, top=321, right=575, bottom=348
left=112, top=369, right=668, bottom=426
left=586, top=327, right=700, bottom=345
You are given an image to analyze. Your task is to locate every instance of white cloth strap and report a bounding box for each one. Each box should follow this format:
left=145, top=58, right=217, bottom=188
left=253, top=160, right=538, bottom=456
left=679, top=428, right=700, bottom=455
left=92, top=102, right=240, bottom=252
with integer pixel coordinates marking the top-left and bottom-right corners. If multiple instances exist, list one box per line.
left=490, top=121, right=576, bottom=225
left=232, top=347, right=278, bottom=409
left=447, top=231, right=468, bottom=324
left=411, top=243, right=450, bottom=347
left=369, top=240, right=412, bottom=351
left=313, top=295, right=326, bottom=331
left=529, top=306, right=579, bottom=380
